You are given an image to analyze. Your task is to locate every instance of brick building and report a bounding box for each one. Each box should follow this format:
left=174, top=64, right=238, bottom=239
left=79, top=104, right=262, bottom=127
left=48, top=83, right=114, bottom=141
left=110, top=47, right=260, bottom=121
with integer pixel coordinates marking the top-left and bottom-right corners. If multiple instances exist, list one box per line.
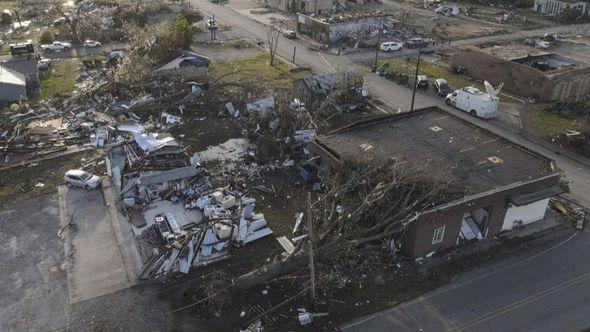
left=310, top=107, right=565, bottom=258
left=451, top=45, right=590, bottom=102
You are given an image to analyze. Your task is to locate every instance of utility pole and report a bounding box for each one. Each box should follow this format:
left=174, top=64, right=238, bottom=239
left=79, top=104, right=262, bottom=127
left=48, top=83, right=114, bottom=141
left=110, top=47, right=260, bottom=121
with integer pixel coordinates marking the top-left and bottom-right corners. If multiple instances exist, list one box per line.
left=410, top=49, right=421, bottom=112
left=292, top=46, right=296, bottom=64
left=373, top=17, right=383, bottom=71
left=307, top=192, right=316, bottom=304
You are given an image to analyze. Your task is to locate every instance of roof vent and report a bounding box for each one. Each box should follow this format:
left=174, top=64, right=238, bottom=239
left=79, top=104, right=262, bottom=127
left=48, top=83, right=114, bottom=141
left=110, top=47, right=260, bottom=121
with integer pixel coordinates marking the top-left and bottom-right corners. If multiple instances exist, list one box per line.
left=487, top=156, right=503, bottom=164
left=430, top=126, right=443, bottom=132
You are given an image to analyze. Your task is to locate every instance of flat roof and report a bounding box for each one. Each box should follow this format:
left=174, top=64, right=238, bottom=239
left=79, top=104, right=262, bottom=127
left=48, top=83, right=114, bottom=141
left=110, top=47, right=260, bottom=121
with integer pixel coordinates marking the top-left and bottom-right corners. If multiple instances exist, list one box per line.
left=313, top=107, right=556, bottom=195
left=465, top=44, right=552, bottom=61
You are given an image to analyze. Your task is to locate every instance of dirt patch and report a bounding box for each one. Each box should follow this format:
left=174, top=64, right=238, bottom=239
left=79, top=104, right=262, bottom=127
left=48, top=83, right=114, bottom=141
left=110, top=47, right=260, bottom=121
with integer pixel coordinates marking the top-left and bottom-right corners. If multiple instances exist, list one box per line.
left=0, top=150, right=97, bottom=208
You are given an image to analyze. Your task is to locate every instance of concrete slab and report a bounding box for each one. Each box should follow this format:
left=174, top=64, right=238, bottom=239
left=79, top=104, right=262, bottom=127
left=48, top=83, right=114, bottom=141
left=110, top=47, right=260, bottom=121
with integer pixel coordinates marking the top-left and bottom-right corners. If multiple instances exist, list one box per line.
left=58, top=185, right=132, bottom=304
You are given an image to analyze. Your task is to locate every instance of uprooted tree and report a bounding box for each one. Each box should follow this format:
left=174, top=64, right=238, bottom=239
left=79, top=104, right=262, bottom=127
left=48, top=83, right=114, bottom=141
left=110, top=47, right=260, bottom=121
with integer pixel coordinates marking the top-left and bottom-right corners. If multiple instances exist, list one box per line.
left=227, top=156, right=464, bottom=292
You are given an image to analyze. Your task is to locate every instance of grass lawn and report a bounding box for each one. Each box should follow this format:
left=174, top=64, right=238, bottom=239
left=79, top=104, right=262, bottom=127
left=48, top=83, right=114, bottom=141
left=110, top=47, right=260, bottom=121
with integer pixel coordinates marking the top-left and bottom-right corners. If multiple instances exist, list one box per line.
left=532, top=111, right=582, bottom=138
left=0, top=150, right=96, bottom=208
left=378, top=58, right=483, bottom=91
left=38, top=59, right=80, bottom=100
left=209, top=52, right=307, bottom=90
left=0, top=0, right=16, bottom=11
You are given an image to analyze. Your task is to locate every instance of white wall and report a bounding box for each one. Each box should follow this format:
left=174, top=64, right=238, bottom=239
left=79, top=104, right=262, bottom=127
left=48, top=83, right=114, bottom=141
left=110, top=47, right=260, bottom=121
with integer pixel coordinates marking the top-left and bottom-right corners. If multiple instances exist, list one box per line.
left=502, top=198, right=550, bottom=231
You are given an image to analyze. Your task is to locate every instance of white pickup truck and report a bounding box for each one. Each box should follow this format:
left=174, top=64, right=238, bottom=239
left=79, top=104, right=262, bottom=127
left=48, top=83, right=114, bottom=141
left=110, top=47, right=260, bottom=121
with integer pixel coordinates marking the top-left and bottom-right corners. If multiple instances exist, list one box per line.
left=40, top=41, right=71, bottom=52
left=445, top=81, right=503, bottom=119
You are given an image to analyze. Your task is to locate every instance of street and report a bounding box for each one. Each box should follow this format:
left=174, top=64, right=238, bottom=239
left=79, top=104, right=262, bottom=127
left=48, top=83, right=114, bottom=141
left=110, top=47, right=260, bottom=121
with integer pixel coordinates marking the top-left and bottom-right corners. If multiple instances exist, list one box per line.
left=188, top=0, right=590, bottom=208
left=341, top=228, right=590, bottom=332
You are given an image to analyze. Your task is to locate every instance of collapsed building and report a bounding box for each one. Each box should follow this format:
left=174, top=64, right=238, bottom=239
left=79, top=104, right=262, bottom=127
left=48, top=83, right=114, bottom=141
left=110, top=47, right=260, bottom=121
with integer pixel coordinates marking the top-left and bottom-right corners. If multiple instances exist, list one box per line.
left=452, top=44, right=590, bottom=102
left=296, top=12, right=396, bottom=45
left=310, top=107, right=565, bottom=258
left=107, top=131, right=275, bottom=279
left=533, top=0, right=588, bottom=15
left=259, top=0, right=344, bottom=14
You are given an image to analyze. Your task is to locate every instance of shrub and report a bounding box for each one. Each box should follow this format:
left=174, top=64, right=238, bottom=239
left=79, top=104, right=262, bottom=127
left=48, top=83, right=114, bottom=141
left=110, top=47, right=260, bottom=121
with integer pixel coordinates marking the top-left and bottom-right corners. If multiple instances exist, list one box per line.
left=39, top=29, right=55, bottom=44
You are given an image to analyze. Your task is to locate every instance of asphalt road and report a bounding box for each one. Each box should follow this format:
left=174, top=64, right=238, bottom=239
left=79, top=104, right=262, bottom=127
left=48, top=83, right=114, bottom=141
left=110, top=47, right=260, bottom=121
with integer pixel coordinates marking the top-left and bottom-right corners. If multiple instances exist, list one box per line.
left=189, top=0, right=590, bottom=208
left=341, top=228, right=590, bottom=332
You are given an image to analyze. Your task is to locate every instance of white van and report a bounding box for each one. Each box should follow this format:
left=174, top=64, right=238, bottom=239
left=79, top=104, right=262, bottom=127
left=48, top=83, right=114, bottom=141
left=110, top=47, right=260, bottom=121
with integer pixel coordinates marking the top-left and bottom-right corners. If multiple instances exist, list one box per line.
left=445, top=81, right=502, bottom=119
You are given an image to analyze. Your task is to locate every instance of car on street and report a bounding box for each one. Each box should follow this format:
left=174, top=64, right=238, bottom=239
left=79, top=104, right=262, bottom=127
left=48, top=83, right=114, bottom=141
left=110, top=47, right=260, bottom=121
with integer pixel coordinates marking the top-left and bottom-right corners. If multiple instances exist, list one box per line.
left=380, top=42, right=402, bottom=52
left=64, top=170, right=102, bottom=190
left=434, top=78, right=451, bottom=96
left=404, top=38, right=430, bottom=49
left=283, top=30, right=296, bottom=39
left=41, top=41, right=71, bottom=52
left=37, top=58, right=52, bottom=71
left=417, top=75, right=428, bottom=89
left=83, top=39, right=101, bottom=48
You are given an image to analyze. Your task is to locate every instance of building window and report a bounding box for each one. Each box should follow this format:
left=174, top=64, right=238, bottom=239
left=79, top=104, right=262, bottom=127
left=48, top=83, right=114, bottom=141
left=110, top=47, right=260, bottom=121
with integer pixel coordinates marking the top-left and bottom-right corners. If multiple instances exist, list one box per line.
left=432, top=226, right=445, bottom=245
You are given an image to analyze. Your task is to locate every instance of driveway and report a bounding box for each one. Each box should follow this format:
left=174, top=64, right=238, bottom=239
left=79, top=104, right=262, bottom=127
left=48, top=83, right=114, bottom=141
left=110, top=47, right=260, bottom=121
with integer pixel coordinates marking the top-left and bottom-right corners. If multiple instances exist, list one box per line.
left=341, top=228, right=590, bottom=332
left=58, top=183, right=135, bottom=304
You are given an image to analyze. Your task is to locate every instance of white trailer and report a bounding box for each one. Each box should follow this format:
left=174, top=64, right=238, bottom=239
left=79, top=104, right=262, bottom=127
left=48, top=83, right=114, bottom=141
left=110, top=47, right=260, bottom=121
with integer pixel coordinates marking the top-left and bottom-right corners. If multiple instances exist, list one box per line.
left=445, top=81, right=502, bottom=119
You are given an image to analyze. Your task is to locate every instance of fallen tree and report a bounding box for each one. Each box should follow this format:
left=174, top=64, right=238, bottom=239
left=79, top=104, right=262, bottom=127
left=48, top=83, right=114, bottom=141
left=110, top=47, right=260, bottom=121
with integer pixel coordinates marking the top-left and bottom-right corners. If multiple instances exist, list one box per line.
left=230, top=157, right=464, bottom=292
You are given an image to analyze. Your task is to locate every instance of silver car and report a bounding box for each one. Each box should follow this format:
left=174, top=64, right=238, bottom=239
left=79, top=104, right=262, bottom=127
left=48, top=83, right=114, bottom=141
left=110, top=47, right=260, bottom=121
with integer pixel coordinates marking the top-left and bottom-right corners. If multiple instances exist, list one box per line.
left=64, top=169, right=102, bottom=190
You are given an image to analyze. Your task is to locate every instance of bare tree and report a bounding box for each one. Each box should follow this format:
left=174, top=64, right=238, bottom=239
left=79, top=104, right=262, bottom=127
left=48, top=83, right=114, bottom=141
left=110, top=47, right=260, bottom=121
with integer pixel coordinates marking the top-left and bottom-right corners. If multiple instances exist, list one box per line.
left=267, top=26, right=280, bottom=66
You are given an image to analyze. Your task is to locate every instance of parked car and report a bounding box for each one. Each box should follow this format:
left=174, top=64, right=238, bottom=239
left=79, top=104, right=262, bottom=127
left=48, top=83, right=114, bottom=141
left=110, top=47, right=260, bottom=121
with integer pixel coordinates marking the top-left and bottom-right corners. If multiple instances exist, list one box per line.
left=83, top=39, right=101, bottom=48
left=63, top=170, right=102, bottom=190
left=434, top=78, right=451, bottom=96
left=417, top=75, right=428, bottom=89
left=380, top=42, right=402, bottom=52
left=404, top=38, right=430, bottom=49
left=283, top=30, right=296, bottom=39
left=41, top=41, right=71, bottom=52
left=37, top=58, right=52, bottom=71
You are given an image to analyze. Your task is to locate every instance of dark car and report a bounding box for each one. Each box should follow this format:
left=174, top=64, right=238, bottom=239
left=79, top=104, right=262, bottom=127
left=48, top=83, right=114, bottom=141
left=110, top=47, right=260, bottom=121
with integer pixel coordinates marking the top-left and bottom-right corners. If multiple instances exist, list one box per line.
left=434, top=78, right=451, bottom=96
left=403, top=38, right=430, bottom=49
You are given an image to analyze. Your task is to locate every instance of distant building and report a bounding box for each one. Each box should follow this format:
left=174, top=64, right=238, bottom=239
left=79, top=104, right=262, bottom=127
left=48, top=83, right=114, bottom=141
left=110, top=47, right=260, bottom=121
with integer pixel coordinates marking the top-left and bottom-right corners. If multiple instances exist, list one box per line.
left=310, top=107, right=565, bottom=258
left=297, top=13, right=396, bottom=45
left=156, top=50, right=210, bottom=80
left=0, top=65, right=26, bottom=102
left=533, top=0, right=587, bottom=15
left=259, top=0, right=344, bottom=14
left=452, top=45, right=590, bottom=102
left=1, top=58, right=40, bottom=91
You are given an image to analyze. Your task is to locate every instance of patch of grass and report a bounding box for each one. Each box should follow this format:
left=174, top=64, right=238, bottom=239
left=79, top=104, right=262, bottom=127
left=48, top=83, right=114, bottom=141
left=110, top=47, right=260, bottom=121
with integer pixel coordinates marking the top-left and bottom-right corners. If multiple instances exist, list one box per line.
left=209, top=52, right=306, bottom=90
left=0, top=0, right=16, bottom=12
left=0, top=150, right=96, bottom=208
left=38, top=59, right=80, bottom=100
left=378, top=58, right=483, bottom=91
left=532, top=111, right=582, bottom=137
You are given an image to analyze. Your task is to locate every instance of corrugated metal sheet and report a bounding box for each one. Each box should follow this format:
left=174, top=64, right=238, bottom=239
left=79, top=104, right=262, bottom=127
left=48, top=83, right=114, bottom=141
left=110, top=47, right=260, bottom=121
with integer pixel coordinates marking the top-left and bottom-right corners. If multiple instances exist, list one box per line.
left=140, top=166, right=198, bottom=186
